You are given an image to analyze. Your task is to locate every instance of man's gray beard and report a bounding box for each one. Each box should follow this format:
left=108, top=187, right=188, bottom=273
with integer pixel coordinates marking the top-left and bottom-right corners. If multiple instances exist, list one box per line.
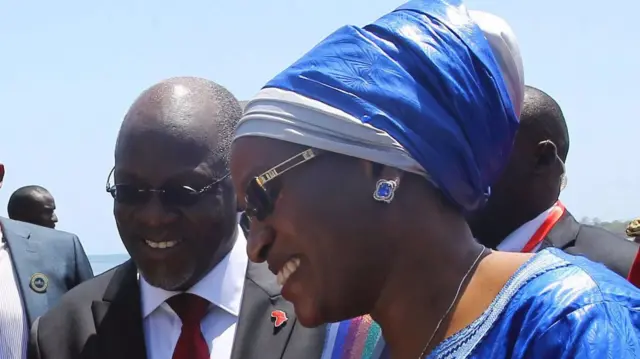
left=141, top=262, right=196, bottom=291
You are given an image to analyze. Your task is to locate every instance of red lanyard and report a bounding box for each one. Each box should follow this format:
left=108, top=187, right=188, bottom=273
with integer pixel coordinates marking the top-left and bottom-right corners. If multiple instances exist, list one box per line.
left=521, top=201, right=566, bottom=253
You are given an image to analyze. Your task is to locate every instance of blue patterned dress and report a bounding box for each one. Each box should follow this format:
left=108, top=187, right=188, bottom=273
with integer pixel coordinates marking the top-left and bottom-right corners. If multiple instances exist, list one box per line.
left=325, top=248, right=640, bottom=358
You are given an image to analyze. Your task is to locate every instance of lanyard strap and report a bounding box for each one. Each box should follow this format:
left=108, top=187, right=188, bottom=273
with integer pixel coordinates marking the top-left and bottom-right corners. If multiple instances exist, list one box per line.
left=521, top=201, right=566, bottom=253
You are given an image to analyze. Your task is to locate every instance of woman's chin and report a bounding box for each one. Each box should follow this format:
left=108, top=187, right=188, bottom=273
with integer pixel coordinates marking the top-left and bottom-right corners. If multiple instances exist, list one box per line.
left=291, top=297, right=326, bottom=328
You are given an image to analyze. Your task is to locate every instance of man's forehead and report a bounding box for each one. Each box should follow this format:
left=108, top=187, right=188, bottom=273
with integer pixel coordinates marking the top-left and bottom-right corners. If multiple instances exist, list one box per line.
left=115, top=127, right=227, bottom=180
left=42, top=197, right=56, bottom=208
left=119, top=88, right=225, bottom=154
left=114, top=124, right=228, bottom=186
left=115, top=78, right=238, bottom=178
left=119, top=146, right=216, bottom=180
left=117, top=126, right=214, bottom=159
left=30, top=191, right=53, bottom=203
left=117, top=88, right=224, bottom=156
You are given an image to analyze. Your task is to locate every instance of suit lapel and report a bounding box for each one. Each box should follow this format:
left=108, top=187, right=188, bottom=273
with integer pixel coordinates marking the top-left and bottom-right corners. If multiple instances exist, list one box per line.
left=231, top=262, right=298, bottom=359
left=91, top=260, right=147, bottom=359
left=1, top=217, right=49, bottom=326
left=540, top=211, right=580, bottom=251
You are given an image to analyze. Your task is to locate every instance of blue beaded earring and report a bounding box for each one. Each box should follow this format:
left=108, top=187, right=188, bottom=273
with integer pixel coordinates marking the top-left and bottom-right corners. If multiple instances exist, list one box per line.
left=373, top=179, right=397, bottom=203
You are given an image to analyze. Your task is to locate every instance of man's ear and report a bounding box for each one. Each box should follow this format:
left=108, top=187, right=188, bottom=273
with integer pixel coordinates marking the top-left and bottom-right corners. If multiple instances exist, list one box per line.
left=533, top=140, right=558, bottom=174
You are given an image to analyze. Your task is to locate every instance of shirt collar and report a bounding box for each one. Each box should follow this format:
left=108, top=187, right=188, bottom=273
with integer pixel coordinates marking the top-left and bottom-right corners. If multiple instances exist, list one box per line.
left=140, top=225, right=248, bottom=318
left=497, top=205, right=555, bottom=252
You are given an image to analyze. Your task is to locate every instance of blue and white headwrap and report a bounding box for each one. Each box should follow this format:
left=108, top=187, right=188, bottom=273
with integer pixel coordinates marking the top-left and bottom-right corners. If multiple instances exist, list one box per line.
left=234, top=0, right=523, bottom=212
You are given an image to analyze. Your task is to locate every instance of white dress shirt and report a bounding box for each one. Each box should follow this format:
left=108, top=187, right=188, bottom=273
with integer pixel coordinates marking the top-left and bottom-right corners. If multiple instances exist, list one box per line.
left=497, top=206, right=554, bottom=253
left=141, top=226, right=248, bottom=359
left=0, top=232, right=28, bottom=359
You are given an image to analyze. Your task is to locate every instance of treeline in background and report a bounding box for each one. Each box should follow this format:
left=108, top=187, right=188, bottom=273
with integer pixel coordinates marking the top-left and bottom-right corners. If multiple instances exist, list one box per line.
left=581, top=217, right=634, bottom=238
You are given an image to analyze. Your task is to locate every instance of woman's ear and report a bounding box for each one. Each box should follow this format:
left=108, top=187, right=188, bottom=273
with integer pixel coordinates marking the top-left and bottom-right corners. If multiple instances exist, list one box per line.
left=358, top=159, right=404, bottom=184
left=378, top=165, right=404, bottom=186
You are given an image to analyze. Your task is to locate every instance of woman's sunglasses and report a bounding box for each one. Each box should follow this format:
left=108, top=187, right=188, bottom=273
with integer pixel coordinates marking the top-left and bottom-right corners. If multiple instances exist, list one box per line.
left=244, top=148, right=321, bottom=221
left=105, top=167, right=229, bottom=207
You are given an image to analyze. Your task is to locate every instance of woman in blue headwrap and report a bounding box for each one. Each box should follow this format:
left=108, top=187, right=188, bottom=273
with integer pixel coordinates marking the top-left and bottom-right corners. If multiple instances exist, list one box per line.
left=230, top=1, right=640, bottom=358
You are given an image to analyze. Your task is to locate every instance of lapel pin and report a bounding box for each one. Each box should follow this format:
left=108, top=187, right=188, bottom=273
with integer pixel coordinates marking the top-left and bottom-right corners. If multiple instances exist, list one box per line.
left=271, top=310, right=288, bottom=328
left=29, top=273, right=48, bottom=293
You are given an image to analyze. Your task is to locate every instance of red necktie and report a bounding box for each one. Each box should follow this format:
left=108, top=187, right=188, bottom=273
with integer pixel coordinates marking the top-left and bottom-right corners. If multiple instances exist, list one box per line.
left=167, top=293, right=210, bottom=359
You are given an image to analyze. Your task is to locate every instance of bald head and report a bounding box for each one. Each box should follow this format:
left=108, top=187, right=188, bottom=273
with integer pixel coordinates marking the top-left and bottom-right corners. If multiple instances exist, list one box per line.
left=116, top=77, right=242, bottom=169
left=520, top=85, right=569, bottom=161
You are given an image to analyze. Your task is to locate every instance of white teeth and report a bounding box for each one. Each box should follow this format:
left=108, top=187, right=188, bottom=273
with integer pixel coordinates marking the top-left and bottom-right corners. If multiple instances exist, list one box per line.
left=277, top=258, right=301, bottom=286
left=144, top=239, right=180, bottom=249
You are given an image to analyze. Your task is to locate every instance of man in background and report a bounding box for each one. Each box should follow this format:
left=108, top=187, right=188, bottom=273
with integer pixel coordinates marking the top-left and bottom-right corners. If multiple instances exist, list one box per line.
left=626, top=218, right=640, bottom=284
left=469, top=85, right=640, bottom=283
left=628, top=218, right=640, bottom=244
left=0, top=164, right=93, bottom=359
left=29, top=77, right=326, bottom=359
left=8, top=185, right=58, bottom=229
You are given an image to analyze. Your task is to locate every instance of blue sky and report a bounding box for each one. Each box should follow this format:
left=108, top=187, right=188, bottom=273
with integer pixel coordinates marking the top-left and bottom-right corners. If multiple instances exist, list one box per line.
left=0, top=0, right=637, bottom=254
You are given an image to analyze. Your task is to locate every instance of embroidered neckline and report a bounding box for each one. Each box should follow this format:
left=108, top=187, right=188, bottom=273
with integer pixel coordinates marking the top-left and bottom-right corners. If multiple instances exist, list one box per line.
left=427, top=249, right=569, bottom=359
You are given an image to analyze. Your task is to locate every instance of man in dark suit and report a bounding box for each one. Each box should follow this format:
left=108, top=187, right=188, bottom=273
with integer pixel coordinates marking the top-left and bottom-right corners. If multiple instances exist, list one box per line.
left=0, top=164, right=93, bottom=359
left=468, top=85, right=640, bottom=283
left=28, top=78, right=327, bottom=359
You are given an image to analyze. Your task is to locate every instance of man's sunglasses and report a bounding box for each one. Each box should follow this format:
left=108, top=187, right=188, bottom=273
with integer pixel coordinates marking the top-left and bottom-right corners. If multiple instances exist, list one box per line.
left=105, top=167, right=229, bottom=206
left=244, top=148, right=321, bottom=221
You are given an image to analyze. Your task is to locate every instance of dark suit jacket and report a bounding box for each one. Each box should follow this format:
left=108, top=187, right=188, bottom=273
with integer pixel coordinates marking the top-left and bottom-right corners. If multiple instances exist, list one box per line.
left=539, top=211, right=639, bottom=278
left=2, top=216, right=94, bottom=327
left=28, top=260, right=327, bottom=359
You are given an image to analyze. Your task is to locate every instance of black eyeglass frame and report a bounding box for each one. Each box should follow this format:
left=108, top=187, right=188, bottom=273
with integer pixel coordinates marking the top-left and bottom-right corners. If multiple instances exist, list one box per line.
left=244, top=148, right=321, bottom=221
left=105, top=167, right=230, bottom=205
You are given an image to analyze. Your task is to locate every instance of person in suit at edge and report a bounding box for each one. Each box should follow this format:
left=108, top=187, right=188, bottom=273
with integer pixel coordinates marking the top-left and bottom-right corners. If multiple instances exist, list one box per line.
left=626, top=218, right=640, bottom=284
left=628, top=218, right=640, bottom=244
left=0, top=163, right=93, bottom=359
left=468, top=85, right=640, bottom=286
left=28, top=77, right=327, bottom=359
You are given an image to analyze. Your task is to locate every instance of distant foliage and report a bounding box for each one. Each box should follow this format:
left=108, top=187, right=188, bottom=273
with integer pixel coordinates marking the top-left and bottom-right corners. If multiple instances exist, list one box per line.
left=580, top=217, right=632, bottom=238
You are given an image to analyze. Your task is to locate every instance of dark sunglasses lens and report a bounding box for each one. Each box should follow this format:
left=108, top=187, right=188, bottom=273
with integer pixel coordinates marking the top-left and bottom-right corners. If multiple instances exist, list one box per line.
left=160, top=186, right=199, bottom=206
left=246, top=180, right=274, bottom=220
left=112, top=185, right=151, bottom=204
